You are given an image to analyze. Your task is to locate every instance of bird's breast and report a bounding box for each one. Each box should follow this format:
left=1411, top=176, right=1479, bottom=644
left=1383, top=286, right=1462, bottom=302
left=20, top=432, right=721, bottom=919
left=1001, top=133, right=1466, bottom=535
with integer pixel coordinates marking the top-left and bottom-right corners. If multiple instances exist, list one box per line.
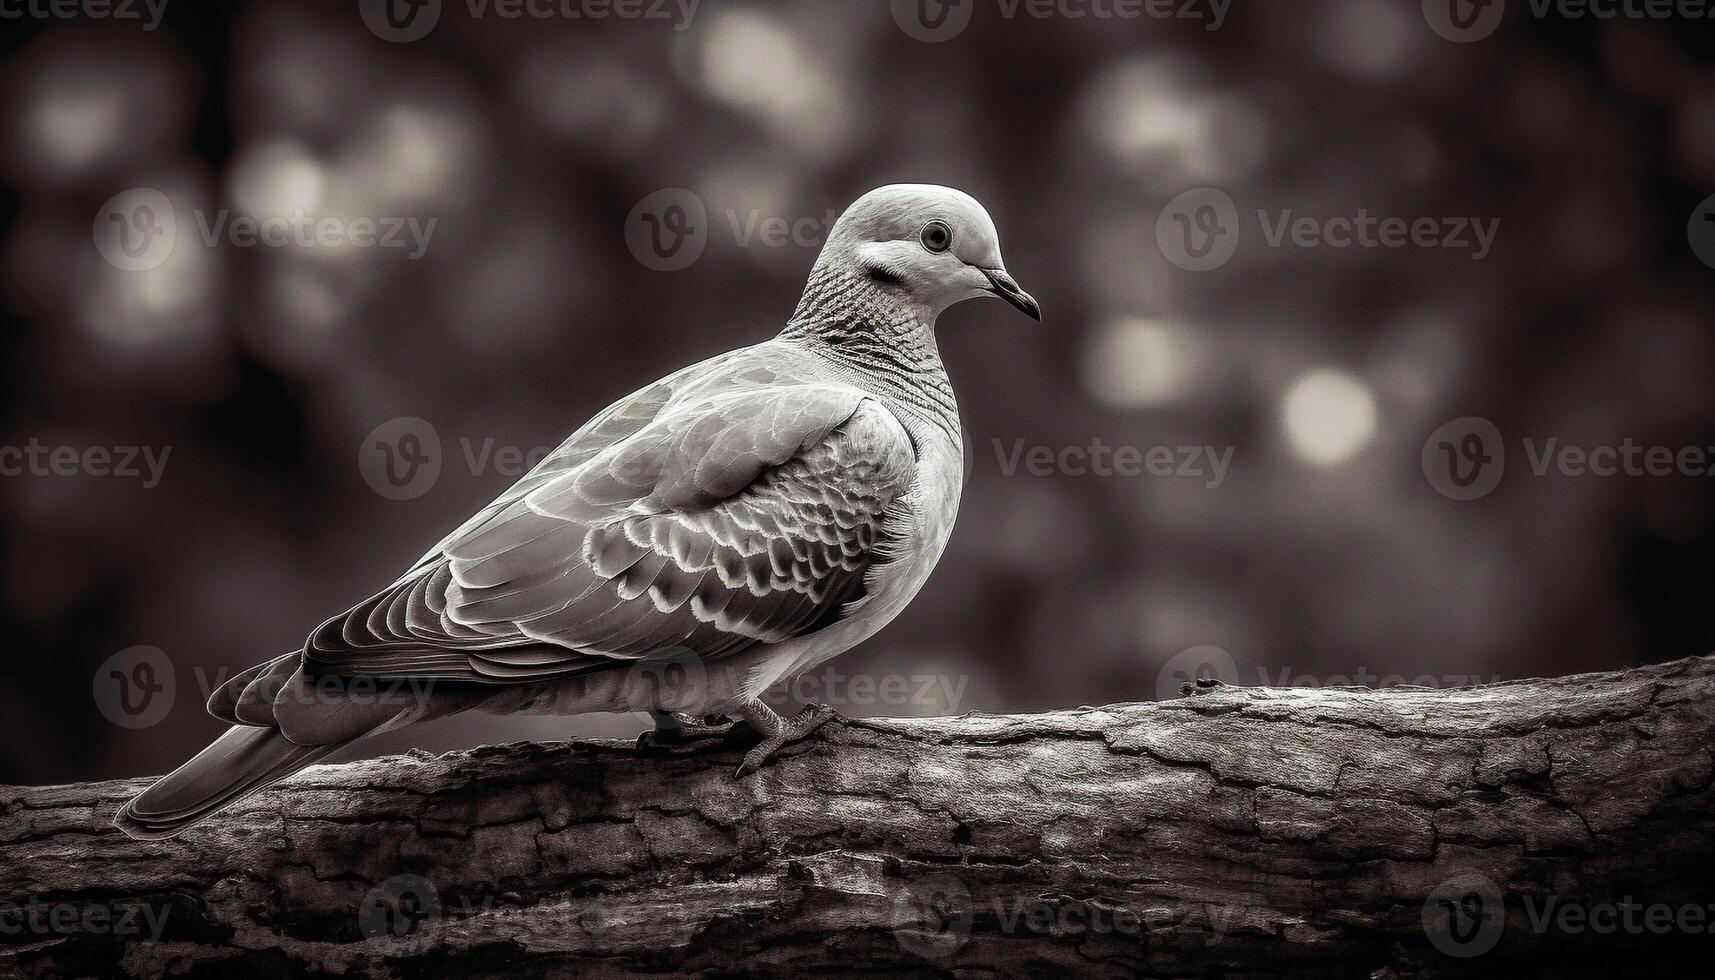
left=761, top=419, right=962, bottom=688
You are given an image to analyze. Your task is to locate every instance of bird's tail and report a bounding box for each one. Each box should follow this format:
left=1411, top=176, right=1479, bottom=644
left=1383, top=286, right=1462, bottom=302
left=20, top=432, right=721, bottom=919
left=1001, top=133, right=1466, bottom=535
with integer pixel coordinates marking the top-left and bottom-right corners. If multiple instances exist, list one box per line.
left=114, top=652, right=429, bottom=840
left=114, top=724, right=338, bottom=840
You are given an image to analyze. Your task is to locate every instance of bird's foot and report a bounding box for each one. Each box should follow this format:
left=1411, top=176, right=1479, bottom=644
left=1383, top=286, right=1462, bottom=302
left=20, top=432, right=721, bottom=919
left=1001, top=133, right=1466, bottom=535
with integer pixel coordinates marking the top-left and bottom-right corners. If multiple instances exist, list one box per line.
left=635, top=711, right=738, bottom=751
left=734, top=702, right=838, bottom=778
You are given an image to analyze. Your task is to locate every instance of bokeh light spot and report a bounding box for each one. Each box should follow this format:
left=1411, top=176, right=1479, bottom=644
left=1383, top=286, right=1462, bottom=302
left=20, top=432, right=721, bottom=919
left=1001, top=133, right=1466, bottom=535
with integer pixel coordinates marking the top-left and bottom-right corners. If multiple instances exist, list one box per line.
left=1282, top=369, right=1378, bottom=464
left=229, top=140, right=326, bottom=219
left=1081, top=317, right=1207, bottom=409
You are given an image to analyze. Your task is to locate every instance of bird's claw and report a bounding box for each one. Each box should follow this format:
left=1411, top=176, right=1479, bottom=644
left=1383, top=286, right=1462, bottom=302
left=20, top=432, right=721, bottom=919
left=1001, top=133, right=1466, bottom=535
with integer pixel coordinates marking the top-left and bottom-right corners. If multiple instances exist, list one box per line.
left=734, top=703, right=837, bottom=778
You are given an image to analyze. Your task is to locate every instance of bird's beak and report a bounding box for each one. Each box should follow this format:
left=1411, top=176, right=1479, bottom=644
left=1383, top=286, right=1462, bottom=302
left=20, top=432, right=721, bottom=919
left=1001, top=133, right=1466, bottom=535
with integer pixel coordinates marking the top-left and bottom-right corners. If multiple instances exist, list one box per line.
left=980, top=268, right=1041, bottom=321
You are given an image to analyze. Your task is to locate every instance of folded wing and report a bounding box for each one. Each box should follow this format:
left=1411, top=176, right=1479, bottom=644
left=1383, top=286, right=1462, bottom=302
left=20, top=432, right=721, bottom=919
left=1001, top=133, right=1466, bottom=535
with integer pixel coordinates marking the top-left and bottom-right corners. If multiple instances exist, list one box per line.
left=302, top=350, right=917, bottom=683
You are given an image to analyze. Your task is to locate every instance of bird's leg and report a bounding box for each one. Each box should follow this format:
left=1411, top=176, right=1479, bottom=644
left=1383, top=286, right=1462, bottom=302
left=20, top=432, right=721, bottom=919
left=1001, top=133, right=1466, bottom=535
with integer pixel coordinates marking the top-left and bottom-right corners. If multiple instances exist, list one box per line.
left=635, top=710, right=738, bottom=750
left=728, top=698, right=839, bottom=778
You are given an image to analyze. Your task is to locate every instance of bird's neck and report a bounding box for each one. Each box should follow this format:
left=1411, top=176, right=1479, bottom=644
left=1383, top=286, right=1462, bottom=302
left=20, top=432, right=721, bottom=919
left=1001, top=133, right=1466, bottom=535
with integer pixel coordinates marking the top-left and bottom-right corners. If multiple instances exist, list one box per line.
left=780, top=263, right=960, bottom=444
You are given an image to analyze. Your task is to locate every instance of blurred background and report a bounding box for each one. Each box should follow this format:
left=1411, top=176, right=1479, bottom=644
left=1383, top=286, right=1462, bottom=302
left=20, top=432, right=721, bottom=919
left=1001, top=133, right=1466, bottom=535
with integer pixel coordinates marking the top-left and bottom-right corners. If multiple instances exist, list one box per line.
left=3, top=0, right=1713, bottom=785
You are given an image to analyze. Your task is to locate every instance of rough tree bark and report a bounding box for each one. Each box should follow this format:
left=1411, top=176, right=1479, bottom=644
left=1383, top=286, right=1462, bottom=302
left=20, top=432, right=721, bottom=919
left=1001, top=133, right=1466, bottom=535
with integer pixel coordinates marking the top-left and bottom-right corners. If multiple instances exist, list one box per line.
left=3, top=656, right=1714, bottom=978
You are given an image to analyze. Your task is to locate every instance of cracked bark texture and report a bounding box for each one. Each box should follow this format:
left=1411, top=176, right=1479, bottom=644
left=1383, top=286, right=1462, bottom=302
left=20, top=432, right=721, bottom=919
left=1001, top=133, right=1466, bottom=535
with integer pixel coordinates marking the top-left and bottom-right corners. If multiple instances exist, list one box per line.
left=3, top=656, right=1714, bottom=979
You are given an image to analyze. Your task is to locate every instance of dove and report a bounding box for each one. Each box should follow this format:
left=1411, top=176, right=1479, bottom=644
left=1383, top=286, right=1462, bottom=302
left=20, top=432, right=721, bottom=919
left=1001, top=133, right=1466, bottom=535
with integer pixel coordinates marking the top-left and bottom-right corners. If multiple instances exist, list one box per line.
left=115, top=184, right=1039, bottom=839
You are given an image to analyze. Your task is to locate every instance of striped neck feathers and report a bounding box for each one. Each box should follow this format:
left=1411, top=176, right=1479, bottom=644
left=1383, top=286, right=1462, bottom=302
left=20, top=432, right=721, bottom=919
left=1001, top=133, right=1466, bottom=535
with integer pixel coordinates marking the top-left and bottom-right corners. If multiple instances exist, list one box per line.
left=780, top=263, right=959, bottom=439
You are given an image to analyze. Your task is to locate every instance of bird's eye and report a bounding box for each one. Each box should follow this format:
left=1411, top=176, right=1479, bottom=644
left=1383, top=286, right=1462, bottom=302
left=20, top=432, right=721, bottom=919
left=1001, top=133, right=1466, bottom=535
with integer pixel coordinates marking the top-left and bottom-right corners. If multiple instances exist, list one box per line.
left=920, top=219, right=953, bottom=254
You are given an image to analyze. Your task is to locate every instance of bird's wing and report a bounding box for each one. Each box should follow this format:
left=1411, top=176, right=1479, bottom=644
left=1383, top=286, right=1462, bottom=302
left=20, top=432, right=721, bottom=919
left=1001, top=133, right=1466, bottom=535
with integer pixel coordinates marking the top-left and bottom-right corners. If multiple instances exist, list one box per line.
left=303, top=347, right=918, bottom=682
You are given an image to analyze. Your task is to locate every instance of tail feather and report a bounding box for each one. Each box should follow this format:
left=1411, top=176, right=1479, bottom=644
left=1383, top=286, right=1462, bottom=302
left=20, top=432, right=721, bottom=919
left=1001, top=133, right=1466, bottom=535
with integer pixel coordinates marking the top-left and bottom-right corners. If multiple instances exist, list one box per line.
left=115, top=724, right=337, bottom=840
left=207, top=652, right=297, bottom=725
left=117, top=659, right=453, bottom=840
left=232, top=654, right=301, bottom=726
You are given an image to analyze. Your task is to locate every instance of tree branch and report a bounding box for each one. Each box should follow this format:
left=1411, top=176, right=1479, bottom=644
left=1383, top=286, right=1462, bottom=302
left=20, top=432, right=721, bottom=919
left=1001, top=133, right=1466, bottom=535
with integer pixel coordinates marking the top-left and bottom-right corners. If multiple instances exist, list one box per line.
left=4, top=656, right=1714, bottom=978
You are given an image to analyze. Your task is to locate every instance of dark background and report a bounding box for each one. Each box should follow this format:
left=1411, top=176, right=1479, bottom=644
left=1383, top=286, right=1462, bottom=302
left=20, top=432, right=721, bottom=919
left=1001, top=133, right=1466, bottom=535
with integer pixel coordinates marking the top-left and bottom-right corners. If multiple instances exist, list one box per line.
left=2, top=0, right=1713, bottom=785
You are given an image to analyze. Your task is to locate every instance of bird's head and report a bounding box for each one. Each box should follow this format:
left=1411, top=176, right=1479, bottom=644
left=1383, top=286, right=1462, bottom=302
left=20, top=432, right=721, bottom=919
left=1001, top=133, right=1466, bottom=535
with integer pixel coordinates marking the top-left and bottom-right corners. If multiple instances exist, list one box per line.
left=816, top=184, right=1040, bottom=323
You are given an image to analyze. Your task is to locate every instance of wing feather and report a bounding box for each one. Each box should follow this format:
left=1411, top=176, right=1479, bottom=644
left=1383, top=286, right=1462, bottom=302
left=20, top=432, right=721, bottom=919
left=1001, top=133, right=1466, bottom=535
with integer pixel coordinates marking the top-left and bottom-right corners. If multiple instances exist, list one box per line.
left=301, top=343, right=917, bottom=683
